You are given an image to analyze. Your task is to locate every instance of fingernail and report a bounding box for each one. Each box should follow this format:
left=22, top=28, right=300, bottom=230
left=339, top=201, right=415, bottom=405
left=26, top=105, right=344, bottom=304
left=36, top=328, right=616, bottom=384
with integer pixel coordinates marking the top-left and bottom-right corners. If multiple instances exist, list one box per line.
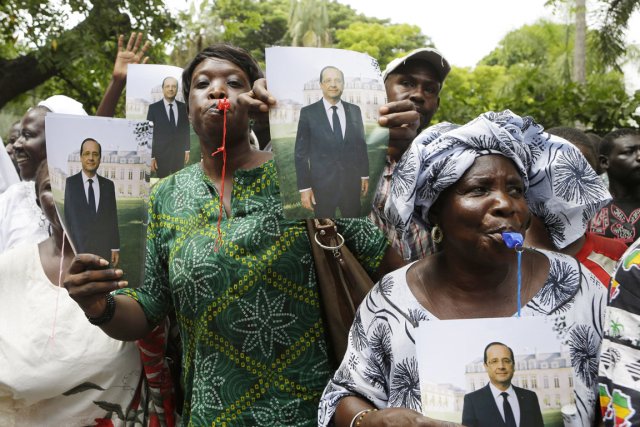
left=379, top=117, right=388, bottom=125
left=117, top=281, right=128, bottom=288
left=99, top=258, right=109, bottom=266
left=115, top=269, right=124, bottom=276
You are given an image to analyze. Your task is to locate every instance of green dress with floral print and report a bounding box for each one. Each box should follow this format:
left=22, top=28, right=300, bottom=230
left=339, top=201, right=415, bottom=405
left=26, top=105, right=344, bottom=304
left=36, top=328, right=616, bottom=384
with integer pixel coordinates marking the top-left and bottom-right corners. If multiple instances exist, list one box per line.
left=118, top=160, right=388, bottom=426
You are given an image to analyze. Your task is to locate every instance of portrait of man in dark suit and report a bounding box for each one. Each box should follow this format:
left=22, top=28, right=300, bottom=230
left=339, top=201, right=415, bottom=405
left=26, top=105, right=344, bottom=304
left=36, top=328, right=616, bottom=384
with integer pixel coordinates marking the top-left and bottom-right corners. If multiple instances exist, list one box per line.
left=294, top=65, right=369, bottom=218
left=147, top=76, right=190, bottom=178
left=64, top=138, right=120, bottom=266
left=462, top=342, right=544, bottom=427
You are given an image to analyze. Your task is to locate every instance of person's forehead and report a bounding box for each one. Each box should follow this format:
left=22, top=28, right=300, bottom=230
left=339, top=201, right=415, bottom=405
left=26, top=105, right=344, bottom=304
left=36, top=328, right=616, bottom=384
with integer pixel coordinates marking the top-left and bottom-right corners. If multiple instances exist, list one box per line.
left=82, top=140, right=100, bottom=152
left=322, top=68, right=342, bottom=79
left=164, top=78, right=178, bottom=86
left=192, top=57, right=248, bottom=80
left=21, top=109, right=46, bottom=129
left=389, top=59, right=440, bottom=81
left=487, top=344, right=510, bottom=356
left=614, top=134, right=640, bottom=148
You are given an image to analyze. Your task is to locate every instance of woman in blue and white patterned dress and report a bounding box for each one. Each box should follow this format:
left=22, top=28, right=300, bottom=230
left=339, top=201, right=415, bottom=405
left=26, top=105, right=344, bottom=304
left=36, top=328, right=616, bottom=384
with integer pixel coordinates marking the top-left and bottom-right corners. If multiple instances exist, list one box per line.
left=319, top=111, right=611, bottom=427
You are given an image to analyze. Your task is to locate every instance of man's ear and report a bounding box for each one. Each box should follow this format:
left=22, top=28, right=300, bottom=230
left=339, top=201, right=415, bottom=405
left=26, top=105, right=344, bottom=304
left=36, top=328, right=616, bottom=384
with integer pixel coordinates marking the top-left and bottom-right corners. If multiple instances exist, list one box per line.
left=599, top=154, right=609, bottom=173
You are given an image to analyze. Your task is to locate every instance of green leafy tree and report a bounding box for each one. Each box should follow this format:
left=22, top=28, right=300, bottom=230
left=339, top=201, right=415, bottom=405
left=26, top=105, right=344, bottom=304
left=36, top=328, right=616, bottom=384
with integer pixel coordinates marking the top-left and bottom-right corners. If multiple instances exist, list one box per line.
left=0, top=0, right=176, bottom=114
left=170, top=0, right=290, bottom=67
left=436, top=19, right=639, bottom=132
left=287, top=0, right=331, bottom=47
left=435, top=65, right=509, bottom=124
left=325, top=1, right=388, bottom=43
left=335, top=22, right=431, bottom=68
left=597, top=0, right=640, bottom=68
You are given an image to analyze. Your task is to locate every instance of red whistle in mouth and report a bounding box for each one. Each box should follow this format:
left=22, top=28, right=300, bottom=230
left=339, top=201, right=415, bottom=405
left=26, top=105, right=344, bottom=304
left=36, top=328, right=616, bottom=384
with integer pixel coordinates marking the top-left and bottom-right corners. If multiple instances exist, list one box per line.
left=217, top=98, right=231, bottom=111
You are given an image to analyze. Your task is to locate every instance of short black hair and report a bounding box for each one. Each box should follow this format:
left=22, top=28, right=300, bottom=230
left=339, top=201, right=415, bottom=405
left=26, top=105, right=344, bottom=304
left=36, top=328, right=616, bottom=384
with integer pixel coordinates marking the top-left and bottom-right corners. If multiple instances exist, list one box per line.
left=162, top=76, right=178, bottom=88
left=80, top=137, right=101, bottom=156
left=600, top=128, right=640, bottom=157
left=319, top=66, right=344, bottom=83
left=547, top=127, right=592, bottom=148
left=586, top=132, right=602, bottom=154
left=182, top=43, right=264, bottom=112
left=483, top=342, right=515, bottom=364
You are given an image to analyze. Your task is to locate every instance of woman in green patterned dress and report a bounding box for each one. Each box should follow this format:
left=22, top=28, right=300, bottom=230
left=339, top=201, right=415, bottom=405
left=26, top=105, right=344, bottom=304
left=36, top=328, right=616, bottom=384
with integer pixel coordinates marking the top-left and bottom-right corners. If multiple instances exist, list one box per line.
left=63, top=44, right=401, bottom=426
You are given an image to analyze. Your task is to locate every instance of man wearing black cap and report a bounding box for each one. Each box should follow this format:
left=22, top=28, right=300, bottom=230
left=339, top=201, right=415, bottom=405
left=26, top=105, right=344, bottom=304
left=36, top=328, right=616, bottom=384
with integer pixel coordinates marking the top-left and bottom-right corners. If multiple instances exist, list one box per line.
left=370, top=48, right=451, bottom=261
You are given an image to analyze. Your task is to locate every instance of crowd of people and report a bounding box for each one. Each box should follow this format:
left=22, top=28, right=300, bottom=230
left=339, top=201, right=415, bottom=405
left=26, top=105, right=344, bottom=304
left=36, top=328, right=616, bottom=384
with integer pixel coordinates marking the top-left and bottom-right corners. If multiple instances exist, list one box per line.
left=1, top=31, right=640, bottom=427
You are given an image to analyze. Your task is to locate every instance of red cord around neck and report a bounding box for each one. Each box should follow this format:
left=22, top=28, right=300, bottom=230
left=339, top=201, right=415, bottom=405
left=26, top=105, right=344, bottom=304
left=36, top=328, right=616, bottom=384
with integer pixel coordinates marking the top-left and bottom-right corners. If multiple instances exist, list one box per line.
left=210, top=98, right=231, bottom=251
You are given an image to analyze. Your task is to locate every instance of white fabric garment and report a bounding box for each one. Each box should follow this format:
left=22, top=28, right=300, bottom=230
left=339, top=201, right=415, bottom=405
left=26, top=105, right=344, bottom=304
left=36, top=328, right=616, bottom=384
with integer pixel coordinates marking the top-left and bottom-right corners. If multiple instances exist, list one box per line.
left=319, top=250, right=606, bottom=427
left=0, top=141, right=19, bottom=194
left=37, top=95, right=87, bottom=116
left=0, top=181, right=48, bottom=254
left=0, top=244, right=143, bottom=427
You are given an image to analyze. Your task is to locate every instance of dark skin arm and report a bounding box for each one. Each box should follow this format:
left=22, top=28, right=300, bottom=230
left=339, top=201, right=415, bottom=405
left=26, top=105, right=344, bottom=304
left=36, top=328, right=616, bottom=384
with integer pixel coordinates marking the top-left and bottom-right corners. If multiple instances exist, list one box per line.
left=63, top=254, right=152, bottom=341
left=96, top=32, right=150, bottom=117
left=335, top=396, right=465, bottom=427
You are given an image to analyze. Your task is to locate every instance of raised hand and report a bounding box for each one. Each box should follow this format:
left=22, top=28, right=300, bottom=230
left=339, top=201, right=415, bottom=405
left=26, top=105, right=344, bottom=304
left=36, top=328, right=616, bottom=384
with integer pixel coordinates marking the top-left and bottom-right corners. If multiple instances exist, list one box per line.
left=112, top=32, right=151, bottom=81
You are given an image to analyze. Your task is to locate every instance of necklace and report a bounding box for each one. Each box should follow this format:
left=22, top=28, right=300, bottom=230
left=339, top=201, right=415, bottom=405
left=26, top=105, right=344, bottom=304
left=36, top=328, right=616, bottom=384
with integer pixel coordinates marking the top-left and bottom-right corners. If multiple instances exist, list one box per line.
left=413, top=251, right=533, bottom=319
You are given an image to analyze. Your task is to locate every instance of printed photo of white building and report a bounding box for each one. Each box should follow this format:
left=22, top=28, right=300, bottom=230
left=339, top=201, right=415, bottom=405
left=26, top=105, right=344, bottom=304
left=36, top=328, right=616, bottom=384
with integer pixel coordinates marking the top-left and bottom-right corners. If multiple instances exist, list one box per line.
left=465, top=351, right=575, bottom=410
left=51, top=150, right=149, bottom=199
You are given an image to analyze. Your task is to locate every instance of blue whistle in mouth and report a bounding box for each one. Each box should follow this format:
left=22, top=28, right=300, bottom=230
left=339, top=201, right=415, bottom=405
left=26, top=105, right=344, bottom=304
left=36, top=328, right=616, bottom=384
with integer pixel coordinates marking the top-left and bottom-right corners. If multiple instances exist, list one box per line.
left=501, top=231, right=524, bottom=249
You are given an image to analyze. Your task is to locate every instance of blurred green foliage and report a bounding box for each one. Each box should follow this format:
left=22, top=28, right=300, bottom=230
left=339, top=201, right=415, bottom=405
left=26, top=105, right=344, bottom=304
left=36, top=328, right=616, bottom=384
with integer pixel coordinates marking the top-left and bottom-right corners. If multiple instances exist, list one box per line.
left=435, top=19, right=640, bottom=132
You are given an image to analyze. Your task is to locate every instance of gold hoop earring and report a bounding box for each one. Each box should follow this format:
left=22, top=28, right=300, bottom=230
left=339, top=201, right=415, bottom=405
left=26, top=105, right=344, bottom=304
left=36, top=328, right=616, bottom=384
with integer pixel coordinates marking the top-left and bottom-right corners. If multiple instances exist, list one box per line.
left=431, top=224, right=443, bottom=244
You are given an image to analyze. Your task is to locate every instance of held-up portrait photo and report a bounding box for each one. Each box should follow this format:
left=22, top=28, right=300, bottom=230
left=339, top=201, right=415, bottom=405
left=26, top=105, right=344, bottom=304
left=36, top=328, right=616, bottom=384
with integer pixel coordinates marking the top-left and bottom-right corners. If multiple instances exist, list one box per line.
left=416, top=317, right=578, bottom=427
left=266, top=47, right=389, bottom=219
left=126, top=64, right=196, bottom=180
left=45, top=113, right=152, bottom=286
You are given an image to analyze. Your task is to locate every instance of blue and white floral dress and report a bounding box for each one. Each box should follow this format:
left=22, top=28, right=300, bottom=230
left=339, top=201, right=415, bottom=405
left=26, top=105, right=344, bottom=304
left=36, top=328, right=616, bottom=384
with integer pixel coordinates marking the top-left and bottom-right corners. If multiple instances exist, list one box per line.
left=319, top=249, right=606, bottom=426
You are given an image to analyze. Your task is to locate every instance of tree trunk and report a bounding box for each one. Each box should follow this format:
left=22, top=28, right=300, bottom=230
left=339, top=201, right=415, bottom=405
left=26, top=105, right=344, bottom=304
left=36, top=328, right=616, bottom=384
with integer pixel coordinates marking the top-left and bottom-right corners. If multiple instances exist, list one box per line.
left=573, top=0, right=587, bottom=84
left=0, top=0, right=130, bottom=110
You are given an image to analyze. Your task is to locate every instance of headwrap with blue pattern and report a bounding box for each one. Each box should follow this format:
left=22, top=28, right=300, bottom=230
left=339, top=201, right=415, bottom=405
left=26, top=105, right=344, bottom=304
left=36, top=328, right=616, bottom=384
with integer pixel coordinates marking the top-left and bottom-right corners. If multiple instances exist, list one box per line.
left=385, top=110, right=611, bottom=254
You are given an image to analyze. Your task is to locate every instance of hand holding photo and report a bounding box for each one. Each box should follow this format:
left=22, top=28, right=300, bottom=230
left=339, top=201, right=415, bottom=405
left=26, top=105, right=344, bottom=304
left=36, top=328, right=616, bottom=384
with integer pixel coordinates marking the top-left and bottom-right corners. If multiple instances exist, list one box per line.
left=45, top=114, right=152, bottom=286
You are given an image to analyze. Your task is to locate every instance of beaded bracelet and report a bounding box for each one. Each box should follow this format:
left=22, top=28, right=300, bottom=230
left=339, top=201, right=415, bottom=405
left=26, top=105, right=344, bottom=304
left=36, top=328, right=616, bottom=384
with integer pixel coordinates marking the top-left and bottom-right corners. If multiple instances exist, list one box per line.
left=350, top=408, right=377, bottom=427
left=86, top=293, right=116, bottom=325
